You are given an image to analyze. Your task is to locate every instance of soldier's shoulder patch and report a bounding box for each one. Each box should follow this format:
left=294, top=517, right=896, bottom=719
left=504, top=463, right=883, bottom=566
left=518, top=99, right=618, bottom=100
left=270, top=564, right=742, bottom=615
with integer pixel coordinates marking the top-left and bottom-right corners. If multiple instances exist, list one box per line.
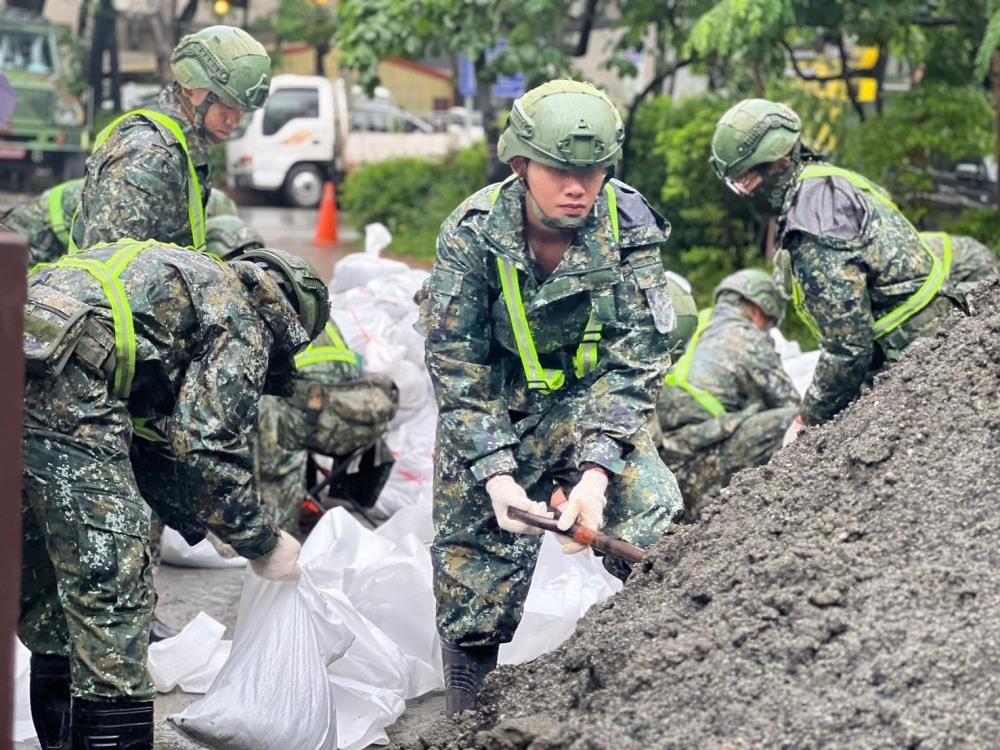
left=785, top=176, right=870, bottom=245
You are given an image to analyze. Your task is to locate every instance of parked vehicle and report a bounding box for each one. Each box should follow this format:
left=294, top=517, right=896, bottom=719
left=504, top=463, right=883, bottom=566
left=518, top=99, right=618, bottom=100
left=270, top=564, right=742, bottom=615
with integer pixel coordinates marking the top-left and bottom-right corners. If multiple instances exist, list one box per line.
left=226, top=74, right=482, bottom=207
left=0, top=6, right=87, bottom=182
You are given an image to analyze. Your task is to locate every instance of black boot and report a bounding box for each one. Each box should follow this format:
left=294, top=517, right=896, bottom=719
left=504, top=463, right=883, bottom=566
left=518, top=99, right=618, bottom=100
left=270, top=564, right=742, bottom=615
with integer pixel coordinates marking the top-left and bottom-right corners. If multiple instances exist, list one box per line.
left=149, top=616, right=178, bottom=643
left=29, top=653, right=71, bottom=750
left=441, top=641, right=499, bottom=715
left=71, top=698, right=154, bottom=750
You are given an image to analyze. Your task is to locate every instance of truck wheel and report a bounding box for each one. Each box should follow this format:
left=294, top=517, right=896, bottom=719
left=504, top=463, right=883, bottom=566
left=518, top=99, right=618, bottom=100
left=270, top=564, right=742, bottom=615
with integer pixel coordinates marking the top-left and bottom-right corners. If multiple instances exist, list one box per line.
left=283, top=164, right=325, bottom=208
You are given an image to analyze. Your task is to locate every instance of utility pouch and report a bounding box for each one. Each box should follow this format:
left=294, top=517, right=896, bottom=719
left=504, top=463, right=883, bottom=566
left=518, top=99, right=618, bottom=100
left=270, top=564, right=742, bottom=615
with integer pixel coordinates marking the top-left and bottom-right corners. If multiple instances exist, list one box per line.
left=23, top=284, right=94, bottom=378
left=282, top=373, right=400, bottom=457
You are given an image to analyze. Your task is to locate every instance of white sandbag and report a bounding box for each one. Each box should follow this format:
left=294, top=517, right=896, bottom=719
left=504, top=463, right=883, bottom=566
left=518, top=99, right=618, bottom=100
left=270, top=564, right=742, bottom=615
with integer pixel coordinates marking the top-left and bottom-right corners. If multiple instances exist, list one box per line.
left=171, top=573, right=354, bottom=750
left=374, top=504, right=434, bottom=546
left=396, top=311, right=427, bottom=367
left=330, top=254, right=404, bottom=293
left=365, top=276, right=420, bottom=322
left=179, top=641, right=232, bottom=694
left=329, top=296, right=398, bottom=357
left=365, top=222, right=393, bottom=256
left=302, top=510, right=442, bottom=748
left=149, top=611, right=226, bottom=692
left=770, top=328, right=819, bottom=396
left=499, top=533, right=623, bottom=665
left=160, top=527, right=247, bottom=569
left=12, top=639, right=40, bottom=749
left=373, top=448, right=434, bottom=518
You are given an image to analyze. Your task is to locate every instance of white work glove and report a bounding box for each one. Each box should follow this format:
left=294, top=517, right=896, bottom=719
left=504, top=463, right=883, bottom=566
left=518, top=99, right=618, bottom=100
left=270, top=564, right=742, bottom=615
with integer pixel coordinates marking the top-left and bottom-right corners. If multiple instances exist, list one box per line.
left=206, top=532, right=239, bottom=559
left=486, top=474, right=550, bottom=535
left=250, top=530, right=302, bottom=581
left=556, top=469, right=608, bottom=555
left=782, top=415, right=807, bottom=448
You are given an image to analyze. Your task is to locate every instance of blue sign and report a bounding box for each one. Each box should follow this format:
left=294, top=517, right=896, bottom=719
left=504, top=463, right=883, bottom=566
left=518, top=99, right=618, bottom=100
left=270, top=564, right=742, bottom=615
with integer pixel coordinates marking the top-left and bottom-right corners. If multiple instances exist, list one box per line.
left=491, top=74, right=526, bottom=100
left=457, top=55, right=477, bottom=99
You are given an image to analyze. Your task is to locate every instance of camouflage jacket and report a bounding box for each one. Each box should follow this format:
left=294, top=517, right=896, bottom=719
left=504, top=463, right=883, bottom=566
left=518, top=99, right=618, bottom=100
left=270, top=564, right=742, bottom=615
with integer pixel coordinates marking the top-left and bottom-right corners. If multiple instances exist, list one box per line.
left=25, top=243, right=305, bottom=557
left=657, top=299, right=799, bottom=434
left=925, top=233, right=1000, bottom=285
left=0, top=179, right=84, bottom=265
left=420, top=177, right=675, bottom=481
left=776, top=163, right=950, bottom=425
left=80, top=86, right=211, bottom=249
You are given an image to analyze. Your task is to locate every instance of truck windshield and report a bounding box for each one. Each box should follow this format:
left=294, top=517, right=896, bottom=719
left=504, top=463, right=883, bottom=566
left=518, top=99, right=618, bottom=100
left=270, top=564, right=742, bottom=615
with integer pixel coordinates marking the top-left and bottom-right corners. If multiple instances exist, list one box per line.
left=0, top=29, right=57, bottom=75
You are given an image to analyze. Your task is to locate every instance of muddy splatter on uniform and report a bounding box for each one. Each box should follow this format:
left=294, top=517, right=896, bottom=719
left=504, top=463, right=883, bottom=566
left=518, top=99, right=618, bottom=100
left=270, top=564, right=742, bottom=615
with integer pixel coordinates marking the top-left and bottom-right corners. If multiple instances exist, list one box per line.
left=20, top=242, right=310, bottom=702
left=421, top=177, right=683, bottom=647
left=657, top=296, right=798, bottom=520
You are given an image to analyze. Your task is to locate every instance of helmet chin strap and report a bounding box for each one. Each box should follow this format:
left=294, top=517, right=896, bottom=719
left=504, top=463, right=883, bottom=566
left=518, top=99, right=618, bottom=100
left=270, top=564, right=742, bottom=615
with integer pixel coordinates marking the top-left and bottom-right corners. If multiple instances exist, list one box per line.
left=194, top=90, right=224, bottom=145
left=520, top=175, right=589, bottom=231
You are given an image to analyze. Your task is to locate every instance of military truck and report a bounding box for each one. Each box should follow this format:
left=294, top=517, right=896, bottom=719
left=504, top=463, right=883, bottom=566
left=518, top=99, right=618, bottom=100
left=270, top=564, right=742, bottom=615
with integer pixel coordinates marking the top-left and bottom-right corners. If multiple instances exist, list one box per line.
left=0, top=6, right=87, bottom=182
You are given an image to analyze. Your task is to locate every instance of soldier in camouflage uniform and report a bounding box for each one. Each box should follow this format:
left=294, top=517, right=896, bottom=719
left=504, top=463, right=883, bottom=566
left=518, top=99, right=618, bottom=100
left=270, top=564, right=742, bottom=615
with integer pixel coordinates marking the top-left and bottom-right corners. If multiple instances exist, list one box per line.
left=420, top=80, right=683, bottom=715
left=21, top=241, right=327, bottom=749
left=79, top=25, right=270, bottom=249
left=657, top=269, right=798, bottom=521
left=922, top=232, right=1000, bottom=288
left=208, top=215, right=398, bottom=532
left=1, top=182, right=241, bottom=266
left=711, top=99, right=963, bottom=439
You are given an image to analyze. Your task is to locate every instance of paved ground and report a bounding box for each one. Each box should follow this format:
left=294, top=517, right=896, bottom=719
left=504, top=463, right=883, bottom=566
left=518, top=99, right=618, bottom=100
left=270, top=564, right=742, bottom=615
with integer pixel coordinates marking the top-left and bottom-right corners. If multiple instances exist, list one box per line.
left=4, top=185, right=446, bottom=748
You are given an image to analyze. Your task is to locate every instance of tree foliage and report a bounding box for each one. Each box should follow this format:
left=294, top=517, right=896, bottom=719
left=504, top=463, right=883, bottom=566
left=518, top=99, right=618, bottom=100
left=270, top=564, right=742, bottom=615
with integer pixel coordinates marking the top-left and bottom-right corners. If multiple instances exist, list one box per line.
left=334, top=0, right=574, bottom=94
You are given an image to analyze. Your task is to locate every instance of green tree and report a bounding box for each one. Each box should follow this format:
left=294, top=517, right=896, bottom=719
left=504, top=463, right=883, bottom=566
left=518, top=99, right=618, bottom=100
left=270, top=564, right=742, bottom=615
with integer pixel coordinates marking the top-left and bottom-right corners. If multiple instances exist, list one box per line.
left=273, top=0, right=339, bottom=76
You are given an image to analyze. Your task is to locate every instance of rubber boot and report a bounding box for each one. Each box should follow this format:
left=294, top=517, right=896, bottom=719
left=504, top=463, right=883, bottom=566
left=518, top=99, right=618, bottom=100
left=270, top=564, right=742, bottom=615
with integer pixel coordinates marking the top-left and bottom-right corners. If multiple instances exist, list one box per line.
left=441, top=641, right=499, bottom=716
left=71, top=699, right=154, bottom=750
left=149, top=615, right=178, bottom=643
left=29, top=653, right=71, bottom=750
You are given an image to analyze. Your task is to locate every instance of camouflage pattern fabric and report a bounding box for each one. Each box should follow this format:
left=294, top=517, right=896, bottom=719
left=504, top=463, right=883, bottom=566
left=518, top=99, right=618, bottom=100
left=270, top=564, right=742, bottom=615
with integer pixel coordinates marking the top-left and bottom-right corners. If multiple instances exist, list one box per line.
left=21, top=243, right=290, bottom=701
left=255, top=321, right=364, bottom=532
left=0, top=179, right=84, bottom=265
left=775, top=163, right=961, bottom=425
left=925, top=233, right=1000, bottom=286
left=421, top=178, right=683, bottom=646
left=656, top=298, right=799, bottom=520
left=79, top=86, right=211, bottom=248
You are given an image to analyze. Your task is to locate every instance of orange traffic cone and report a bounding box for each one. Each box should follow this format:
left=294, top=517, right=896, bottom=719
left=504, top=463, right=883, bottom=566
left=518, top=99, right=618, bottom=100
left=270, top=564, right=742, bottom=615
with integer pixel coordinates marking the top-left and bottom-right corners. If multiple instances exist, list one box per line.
left=313, top=181, right=339, bottom=246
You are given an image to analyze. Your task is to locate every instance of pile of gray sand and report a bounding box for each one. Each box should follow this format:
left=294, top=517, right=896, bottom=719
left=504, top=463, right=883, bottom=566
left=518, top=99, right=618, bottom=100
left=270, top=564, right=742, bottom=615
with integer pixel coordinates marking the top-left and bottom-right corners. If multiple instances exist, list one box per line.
left=413, top=281, right=1000, bottom=750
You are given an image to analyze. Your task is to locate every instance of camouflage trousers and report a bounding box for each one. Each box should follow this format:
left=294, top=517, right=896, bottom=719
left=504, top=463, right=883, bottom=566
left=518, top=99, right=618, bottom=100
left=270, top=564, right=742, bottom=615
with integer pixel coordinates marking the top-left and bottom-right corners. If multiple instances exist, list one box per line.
left=257, top=396, right=308, bottom=534
left=20, top=364, right=155, bottom=701
left=432, top=412, right=682, bottom=647
left=661, top=406, right=797, bottom=521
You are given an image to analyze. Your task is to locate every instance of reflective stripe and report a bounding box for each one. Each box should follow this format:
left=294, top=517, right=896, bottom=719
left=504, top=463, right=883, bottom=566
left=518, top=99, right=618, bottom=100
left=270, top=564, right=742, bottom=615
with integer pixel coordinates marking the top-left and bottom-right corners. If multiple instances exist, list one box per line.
left=792, top=165, right=946, bottom=341
left=492, top=181, right=619, bottom=393
left=663, top=307, right=727, bottom=417
left=44, top=239, right=160, bottom=399
left=293, top=321, right=360, bottom=369
left=91, top=109, right=206, bottom=251
left=48, top=182, right=70, bottom=246
left=919, top=231, right=954, bottom=278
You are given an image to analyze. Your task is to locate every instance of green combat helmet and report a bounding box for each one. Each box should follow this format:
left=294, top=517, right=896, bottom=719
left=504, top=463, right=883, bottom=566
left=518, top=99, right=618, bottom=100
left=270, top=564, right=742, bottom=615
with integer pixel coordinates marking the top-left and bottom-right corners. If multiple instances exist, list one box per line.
left=715, top=268, right=786, bottom=325
left=240, top=248, right=329, bottom=342
left=206, top=188, right=239, bottom=218
left=710, top=99, right=800, bottom=182
left=664, top=271, right=698, bottom=355
left=171, top=25, right=271, bottom=112
left=206, top=215, right=264, bottom=259
left=497, top=80, right=625, bottom=170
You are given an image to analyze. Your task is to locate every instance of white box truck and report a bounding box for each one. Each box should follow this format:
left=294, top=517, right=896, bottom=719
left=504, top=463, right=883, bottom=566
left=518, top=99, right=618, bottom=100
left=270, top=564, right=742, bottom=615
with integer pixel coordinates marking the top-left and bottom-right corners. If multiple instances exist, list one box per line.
left=226, top=74, right=481, bottom=207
